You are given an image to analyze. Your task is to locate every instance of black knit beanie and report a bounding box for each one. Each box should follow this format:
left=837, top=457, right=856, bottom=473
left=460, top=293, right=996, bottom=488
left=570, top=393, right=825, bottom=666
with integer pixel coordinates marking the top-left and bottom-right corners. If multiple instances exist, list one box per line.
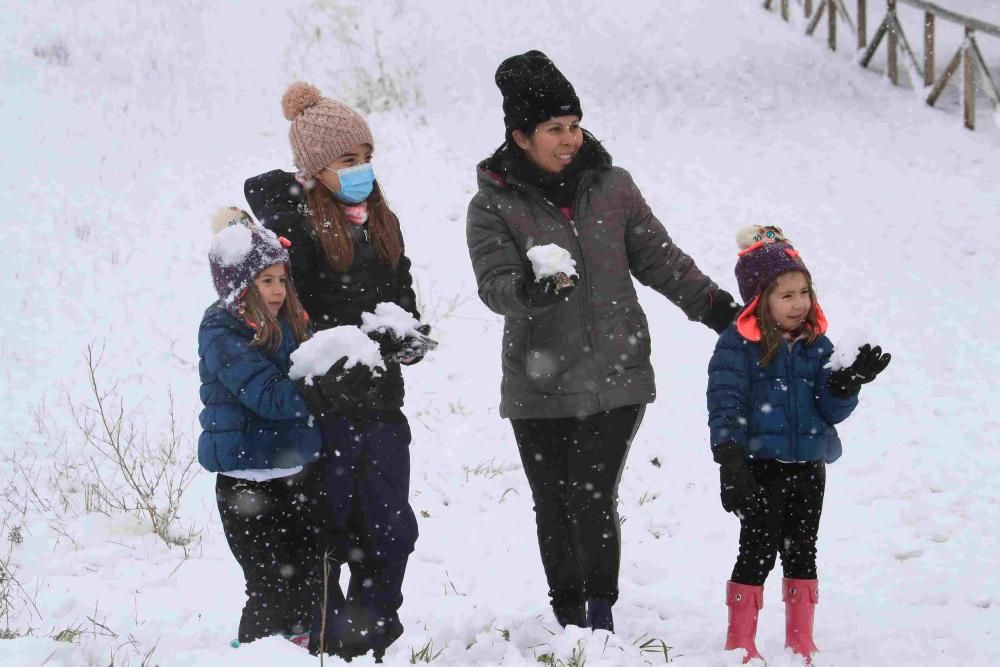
left=495, top=50, right=582, bottom=135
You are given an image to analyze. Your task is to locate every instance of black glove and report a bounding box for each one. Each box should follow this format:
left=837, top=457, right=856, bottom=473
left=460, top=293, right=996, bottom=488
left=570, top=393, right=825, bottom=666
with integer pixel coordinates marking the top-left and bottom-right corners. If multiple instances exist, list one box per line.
left=396, top=324, right=437, bottom=366
left=368, top=324, right=437, bottom=366
left=522, top=270, right=577, bottom=308
left=713, top=441, right=761, bottom=519
left=827, top=344, right=892, bottom=398
left=368, top=328, right=406, bottom=358
left=297, top=356, right=376, bottom=417
left=701, top=289, right=741, bottom=334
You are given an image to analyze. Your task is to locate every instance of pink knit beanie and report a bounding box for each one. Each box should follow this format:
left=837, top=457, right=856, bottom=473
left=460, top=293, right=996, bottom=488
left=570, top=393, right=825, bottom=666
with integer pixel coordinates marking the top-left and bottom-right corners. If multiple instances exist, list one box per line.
left=282, top=82, right=373, bottom=179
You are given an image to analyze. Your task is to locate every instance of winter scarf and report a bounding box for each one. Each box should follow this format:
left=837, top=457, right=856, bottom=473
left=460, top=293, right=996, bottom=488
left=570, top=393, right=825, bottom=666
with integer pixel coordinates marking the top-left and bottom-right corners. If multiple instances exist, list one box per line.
left=486, top=131, right=612, bottom=207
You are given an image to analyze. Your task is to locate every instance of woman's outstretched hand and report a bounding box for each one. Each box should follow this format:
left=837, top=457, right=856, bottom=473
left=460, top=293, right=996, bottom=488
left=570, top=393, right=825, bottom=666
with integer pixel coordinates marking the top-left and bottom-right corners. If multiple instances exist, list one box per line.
left=701, top=289, right=741, bottom=334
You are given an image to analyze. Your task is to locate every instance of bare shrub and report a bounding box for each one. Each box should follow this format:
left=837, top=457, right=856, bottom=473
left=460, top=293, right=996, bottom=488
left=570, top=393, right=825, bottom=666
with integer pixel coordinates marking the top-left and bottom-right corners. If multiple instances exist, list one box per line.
left=289, top=0, right=424, bottom=115
left=33, top=40, right=69, bottom=66
left=412, top=277, right=475, bottom=329
left=70, top=344, right=200, bottom=548
left=0, top=517, right=40, bottom=633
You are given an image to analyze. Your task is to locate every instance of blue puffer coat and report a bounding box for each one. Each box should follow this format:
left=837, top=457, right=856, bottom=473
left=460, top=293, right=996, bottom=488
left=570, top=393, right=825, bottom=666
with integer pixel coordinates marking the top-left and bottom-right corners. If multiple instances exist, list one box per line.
left=197, top=303, right=321, bottom=473
left=707, top=326, right=858, bottom=463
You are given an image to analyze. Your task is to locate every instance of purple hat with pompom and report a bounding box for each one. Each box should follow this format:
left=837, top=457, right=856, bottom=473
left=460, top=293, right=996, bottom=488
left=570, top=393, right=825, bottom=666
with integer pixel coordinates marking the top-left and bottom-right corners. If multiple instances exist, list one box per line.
left=208, top=207, right=290, bottom=315
left=734, top=240, right=810, bottom=304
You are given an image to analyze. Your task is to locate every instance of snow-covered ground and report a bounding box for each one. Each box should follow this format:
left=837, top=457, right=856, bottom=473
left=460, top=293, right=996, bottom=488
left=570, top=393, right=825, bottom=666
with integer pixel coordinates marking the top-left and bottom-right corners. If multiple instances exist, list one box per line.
left=1, top=1, right=998, bottom=665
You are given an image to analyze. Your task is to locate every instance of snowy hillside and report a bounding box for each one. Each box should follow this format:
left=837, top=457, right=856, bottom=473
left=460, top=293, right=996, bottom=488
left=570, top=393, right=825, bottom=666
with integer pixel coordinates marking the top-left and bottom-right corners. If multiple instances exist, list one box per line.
left=1, top=0, right=998, bottom=665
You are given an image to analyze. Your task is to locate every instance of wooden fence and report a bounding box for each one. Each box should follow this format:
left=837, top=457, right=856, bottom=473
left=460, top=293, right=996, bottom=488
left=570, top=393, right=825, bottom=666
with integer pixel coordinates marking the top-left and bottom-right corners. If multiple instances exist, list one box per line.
left=763, top=0, right=1000, bottom=129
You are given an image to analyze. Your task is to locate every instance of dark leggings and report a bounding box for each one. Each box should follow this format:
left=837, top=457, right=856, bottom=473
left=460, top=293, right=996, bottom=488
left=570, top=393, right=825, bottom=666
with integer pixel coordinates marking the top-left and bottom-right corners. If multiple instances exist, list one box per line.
left=216, top=466, right=323, bottom=642
left=731, top=459, right=826, bottom=586
left=511, top=404, right=644, bottom=607
left=309, top=410, right=417, bottom=658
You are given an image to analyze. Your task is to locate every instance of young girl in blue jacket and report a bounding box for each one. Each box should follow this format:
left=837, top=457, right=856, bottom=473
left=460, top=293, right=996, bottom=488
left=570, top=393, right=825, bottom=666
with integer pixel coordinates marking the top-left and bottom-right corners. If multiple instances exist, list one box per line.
left=707, top=230, right=890, bottom=664
left=198, top=207, right=323, bottom=648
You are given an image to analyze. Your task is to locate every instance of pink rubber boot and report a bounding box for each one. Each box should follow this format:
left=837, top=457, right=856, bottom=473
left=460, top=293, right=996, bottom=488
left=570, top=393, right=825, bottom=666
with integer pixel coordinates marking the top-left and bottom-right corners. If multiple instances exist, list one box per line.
left=783, top=577, right=819, bottom=663
left=725, top=581, right=765, bottom=664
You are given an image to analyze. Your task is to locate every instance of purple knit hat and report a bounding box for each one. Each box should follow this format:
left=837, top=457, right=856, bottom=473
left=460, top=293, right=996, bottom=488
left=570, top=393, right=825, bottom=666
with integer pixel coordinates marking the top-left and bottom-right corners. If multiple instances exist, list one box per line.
left=208, top=207, right=290, bottom=315
left=734, top=240, right=810, bottom=304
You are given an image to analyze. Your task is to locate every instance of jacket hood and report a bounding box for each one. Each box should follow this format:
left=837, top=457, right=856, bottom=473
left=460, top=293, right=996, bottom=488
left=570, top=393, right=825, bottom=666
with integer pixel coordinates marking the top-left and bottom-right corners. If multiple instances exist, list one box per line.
left=734, top=295, right=829, bottom=342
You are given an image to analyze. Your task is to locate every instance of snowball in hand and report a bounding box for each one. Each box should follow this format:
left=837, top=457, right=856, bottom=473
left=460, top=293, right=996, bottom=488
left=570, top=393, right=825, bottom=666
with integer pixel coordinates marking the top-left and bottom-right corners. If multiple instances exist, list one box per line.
left=825, top=327, right=877, bottom=371
left=360, top=302, right=423, bottom=339
left=527, top=244, right=578, bottom=281
left=289, top=326, right=385, bottom=380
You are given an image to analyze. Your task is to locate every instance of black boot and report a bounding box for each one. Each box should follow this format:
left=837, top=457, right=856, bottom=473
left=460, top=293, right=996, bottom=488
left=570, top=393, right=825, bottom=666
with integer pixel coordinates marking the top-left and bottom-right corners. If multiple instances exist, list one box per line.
left=552, top=599, right=586, bottom=628
left=586, top=598, right=614, bottom=632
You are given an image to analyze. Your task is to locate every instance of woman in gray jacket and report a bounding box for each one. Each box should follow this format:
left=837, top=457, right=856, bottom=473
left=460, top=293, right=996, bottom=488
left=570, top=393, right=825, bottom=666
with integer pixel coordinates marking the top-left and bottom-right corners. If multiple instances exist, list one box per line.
left=466, top=50, right=739, bottom=633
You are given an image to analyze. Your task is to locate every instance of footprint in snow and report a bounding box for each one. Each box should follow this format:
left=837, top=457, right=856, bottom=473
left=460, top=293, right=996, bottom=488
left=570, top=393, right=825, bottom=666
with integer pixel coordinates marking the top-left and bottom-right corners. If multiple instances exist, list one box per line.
left=894, top=547, right=924, bottom=561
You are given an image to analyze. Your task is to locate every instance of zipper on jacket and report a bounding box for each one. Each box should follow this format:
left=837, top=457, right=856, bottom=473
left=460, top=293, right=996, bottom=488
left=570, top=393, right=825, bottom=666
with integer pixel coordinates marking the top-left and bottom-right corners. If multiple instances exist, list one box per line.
left=562, top=211, right=596, bottom=403
left=566, top=174, right=600, bottom=410
left=786, top=343, right=799, bottom=461
left=519, top=176, right=601, bottom=412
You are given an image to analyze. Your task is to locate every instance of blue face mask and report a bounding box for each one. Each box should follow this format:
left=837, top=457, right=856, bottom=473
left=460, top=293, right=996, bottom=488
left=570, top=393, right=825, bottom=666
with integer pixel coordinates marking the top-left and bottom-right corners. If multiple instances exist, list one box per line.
left=326, top=163, right=375, bottom=204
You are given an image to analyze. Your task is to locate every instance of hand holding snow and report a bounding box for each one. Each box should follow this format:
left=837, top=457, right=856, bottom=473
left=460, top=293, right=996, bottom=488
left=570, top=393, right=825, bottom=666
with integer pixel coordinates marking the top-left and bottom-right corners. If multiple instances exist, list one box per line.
left=527, top=244, right=578, bottom=281
left=289, top=326, right=385, bottom=381
left=826, top=328, right=878, bottom=371
left=359, top=301, right=423, bottom=339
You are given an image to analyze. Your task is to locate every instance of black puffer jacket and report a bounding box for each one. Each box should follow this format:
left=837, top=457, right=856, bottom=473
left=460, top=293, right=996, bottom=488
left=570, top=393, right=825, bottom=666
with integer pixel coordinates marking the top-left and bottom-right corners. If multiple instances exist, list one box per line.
left=245, top=169, right=419, bottom=410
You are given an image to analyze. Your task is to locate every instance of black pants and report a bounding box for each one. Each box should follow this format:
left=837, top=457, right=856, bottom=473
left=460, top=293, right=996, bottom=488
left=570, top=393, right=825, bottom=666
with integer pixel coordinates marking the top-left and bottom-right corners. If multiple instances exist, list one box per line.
left=731, top=459, right=826, bottom=586
left=216, top=466, right=323, bottom=642
left=309, top=410, right=418, bottom=658
left=511, top=404, right=644, bottom=607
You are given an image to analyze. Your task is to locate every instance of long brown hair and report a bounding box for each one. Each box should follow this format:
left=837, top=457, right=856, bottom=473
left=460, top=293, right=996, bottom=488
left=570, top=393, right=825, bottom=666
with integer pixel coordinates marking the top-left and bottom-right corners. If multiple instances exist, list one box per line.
left=303, top=182, right=402, bottom=273
left=243, top=269, right=310, bottom=353
left=756, top=272, right=821, bottom=367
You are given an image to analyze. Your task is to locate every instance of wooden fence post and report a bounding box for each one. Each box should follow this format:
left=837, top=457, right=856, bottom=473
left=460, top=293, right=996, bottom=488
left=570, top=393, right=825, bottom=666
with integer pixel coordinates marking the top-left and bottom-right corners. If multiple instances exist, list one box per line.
left=968, top=34, right=1000, bottom=111
left=858, top=0, right=867, bottom=48
left=887, top=0, right=899, bottom=84
left=807, top=0, right=826, bottom=36
left=829, top=0, right=838, bottom=50
left=764, top=0, right=1000, bottom=130
left=927, top=47, right=964, bottom=106
left=924, top=12, right=935, bottom=86
left=964, top=28, right=976, bottom=129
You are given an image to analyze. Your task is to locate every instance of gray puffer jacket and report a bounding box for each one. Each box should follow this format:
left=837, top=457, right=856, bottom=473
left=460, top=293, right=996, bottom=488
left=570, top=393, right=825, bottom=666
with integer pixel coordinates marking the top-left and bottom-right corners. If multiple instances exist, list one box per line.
left=467, top=160, right=721, bottom=419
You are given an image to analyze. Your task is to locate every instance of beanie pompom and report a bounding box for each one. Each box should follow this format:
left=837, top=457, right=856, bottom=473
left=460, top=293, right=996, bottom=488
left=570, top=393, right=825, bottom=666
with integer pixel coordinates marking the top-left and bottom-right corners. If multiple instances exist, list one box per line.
left=282, top=81, right=323, bottom=121
left=736, top=225, right=789, bottom=250
left=210, top=206, right=252, bottom=234
left=736, top=225, right=761, bottom=250
left=208, top=208, right=290, bottom=313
